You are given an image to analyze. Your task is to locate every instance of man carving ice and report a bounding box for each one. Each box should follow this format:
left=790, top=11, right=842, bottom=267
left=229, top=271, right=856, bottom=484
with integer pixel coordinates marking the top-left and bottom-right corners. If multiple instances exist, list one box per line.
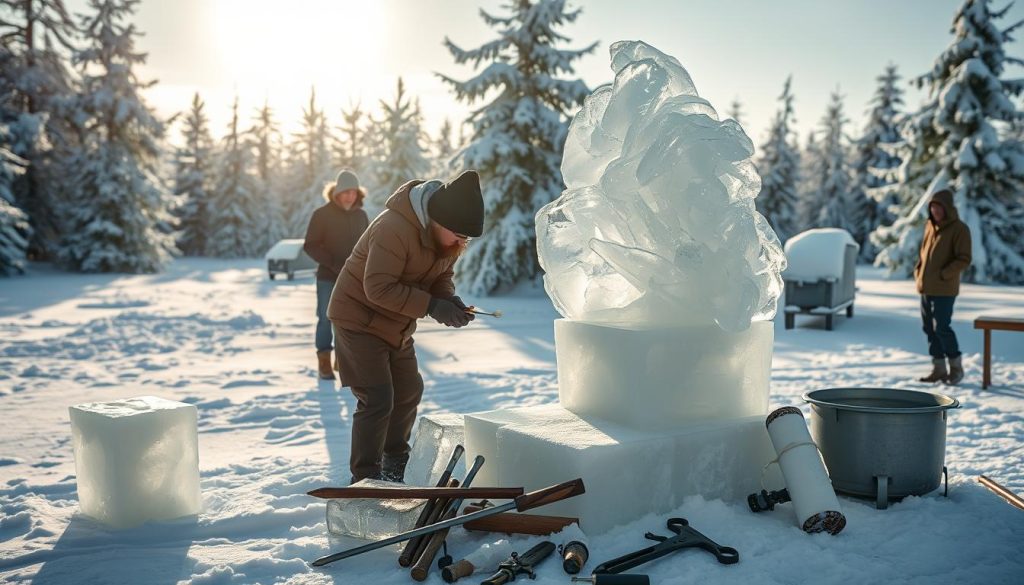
left=327, top=171, right=484, bottom=483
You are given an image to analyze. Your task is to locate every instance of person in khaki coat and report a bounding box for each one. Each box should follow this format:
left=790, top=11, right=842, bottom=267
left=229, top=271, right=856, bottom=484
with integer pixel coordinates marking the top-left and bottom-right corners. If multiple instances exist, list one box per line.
left=328, top=170, right=484, bottom=482
left=915, top=188, right=972, bottom=385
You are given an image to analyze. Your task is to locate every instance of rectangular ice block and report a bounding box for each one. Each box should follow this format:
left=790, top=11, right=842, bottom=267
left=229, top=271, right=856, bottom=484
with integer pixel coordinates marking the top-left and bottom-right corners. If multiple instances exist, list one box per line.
left=489, top=407, right=778, bottom=534
left=464, top=405, right=579, bottom=487
left=555, top=319, right=773, bottom=429
left=326, top=479, right=427, bottom=539
left=69, top=396, right=201, bottom=528
left=404, top=413, right=466, bottom=487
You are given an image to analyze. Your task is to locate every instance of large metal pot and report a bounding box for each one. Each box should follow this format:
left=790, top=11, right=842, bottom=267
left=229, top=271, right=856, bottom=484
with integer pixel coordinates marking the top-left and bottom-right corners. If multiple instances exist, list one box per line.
left=803, top=387, right=960, bottom=509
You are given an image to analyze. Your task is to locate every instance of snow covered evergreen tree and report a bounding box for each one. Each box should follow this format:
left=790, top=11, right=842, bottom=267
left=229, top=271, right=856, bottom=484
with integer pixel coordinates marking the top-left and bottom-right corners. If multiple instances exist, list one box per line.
left=206, top=98, right=260, bottom=258
left=809, top=91, right=856, bottom=233
left=249, top=100, right=286, bottom=253
left=727, top=97, right=744, bottom=127
left=59, top=0, right=174, bottom=272
left=0, top=137, right=30, bottom=276
left=372, top=77, right=429, bottom=205
left=849, top=64, right=904, bottom=261
left=755, top=77, right=801, bottom=242
left=440, top=0, right=595, bottom=294
left=431, top=117, right=456, bottom=177
left=284, top=88, right=333, bottom=236
left=798, top=130, right=825, bottom=230
left=334, top=101, right=367, bottom=176
left=873, top=0, right=1024, bottom=283
left=172, top=92, right=213, bottom=256
left=0, top=0, right=79, bottom=257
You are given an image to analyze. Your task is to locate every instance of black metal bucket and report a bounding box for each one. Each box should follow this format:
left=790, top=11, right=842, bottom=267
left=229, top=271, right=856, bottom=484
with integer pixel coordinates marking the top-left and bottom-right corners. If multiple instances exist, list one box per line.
left=803, top=387, right=960, bottom=509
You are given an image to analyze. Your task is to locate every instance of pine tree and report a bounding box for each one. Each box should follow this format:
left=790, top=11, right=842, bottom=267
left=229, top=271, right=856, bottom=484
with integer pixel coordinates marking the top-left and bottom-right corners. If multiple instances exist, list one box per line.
left=755, top=77, right=801, bottom=242
left=206, top=98, right=260, bottom=258
left=727, top=97, right=744, bottom=127
left=334, top=101, right=367, bottom=176
left=172, top=92, right=213, bottom=256
left=798, top=130, right=825, bottom=229
left=810, top=91, right=856, bottom=233
left=372, top=77, right=429, bottom=205
left=849, top=64, right=904, bottom=261
left=59, top=0, right=174, bottom=273
left=873, top=0, right=1024, bottom=283
left=0, top=0, right=79, bottom=257
left=0, top=136, right=30, bottom=276
left=249, top=100, right=286, bottom=253
left=284, top=87, right=334, bottom=236
left=431, top=117, right=456, bottom=177
left=440, top=0, right=595, bottom=294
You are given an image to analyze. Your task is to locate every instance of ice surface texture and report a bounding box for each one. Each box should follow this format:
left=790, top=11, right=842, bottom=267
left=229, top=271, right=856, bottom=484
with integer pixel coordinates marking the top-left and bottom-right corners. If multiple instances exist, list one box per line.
left=404, top=413, right=466, bottom=488
left=537, top=41, right=786, bottom=332
left=326, top=478, right=426, bottom=539
left=783, top=228, right=858, bottom=282
left=69, top=396, right=201, bottom=529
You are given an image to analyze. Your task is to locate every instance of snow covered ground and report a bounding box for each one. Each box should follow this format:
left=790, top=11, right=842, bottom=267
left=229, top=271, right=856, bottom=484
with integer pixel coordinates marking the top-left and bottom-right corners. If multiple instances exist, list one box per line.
left=0, top=259, right=1021, bottom=584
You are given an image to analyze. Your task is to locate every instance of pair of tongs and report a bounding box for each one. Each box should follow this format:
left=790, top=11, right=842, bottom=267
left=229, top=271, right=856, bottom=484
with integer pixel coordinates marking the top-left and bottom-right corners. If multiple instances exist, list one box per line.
left=592, top=518, right=738, bottom=575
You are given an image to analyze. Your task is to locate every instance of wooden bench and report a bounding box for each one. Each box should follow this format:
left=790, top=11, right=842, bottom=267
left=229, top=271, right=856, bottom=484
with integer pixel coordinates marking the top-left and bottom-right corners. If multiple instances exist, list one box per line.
left=973, top=316, right=1024, bottom=389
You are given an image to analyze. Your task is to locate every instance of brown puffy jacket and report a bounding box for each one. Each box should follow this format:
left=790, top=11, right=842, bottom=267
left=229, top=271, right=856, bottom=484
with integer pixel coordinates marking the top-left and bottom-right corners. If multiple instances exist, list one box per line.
left=303, top=201, right=369, bottom=282
left=914, top=190, right=972, bottom=296
left=327, top=181, right=457, bottom=348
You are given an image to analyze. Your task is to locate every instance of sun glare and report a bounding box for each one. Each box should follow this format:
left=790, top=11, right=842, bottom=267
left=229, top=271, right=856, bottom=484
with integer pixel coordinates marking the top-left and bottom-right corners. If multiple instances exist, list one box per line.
left=210, top=0, right=387, bottom=99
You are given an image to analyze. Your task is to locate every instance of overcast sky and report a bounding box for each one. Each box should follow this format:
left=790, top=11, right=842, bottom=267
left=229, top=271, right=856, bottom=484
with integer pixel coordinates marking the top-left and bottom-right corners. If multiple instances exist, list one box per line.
left=66, top=0, right=1024, bottom=151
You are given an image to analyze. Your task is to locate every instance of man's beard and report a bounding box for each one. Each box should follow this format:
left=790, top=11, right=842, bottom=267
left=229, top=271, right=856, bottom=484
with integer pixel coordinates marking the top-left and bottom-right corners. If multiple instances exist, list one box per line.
left=431, top=229, right=467, bottom=259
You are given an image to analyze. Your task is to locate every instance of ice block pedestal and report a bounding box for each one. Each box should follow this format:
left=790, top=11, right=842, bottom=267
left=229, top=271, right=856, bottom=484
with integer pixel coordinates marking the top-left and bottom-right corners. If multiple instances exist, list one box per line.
left=465, top=405, right=776, bottom=534
left=69, top=396, right=201, bottom=529
left=326, top=479, right=427, bottom=539
left=555, top=320, right=773, bottom=429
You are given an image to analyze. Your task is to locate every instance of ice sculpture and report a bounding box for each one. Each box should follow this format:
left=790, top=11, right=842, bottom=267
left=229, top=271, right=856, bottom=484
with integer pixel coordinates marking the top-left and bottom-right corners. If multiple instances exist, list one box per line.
left=537, top=40, right=786, bottom=333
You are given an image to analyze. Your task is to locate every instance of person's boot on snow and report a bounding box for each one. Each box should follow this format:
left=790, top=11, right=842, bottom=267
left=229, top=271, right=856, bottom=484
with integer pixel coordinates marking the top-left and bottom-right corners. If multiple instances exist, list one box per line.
left=946, top=355, right=964, bottom=385
left=918, top=358, right=948, bottom=383
left=317, top=350, right=335, bottom=381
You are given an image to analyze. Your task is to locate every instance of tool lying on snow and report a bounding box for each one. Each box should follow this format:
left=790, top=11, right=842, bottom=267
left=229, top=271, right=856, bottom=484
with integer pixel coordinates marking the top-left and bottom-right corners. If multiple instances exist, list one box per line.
left=979, top=474, right=1024, bottom=511
left=559, top=524, right=590, bottom=575
left=479, top=541, right=556, bottom=585
left=571, top=575, right=650, bottom=585
left=440, top=539, right=515, bottom=583
left=591, top=518, right=738, bottom=575
left=310, top=478, right=586, bottom=567
left=410, top=456, right=486, bottom=581
left=306, top=486, right=524, bottom=500
left=462, top=500, right=579, bottom=535
left=398, top=445, right=465, bottom=567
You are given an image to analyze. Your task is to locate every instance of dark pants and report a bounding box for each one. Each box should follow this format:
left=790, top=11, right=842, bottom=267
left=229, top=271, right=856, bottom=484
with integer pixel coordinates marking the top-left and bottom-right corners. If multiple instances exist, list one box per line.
left=315, top=279, right=334, bottom=352
left=921, top=295, right=960, bottom=359
left=333, top=326, right=424, bottom=482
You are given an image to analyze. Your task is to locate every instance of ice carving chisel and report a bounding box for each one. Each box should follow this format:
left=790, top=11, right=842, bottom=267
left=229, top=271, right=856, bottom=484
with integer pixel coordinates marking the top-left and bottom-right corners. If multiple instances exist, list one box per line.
left=310, top=478, right=586, bottom=567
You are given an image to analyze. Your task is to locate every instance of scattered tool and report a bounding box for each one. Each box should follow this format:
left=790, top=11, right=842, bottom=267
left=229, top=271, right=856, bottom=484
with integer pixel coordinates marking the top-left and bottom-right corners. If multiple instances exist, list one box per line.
left=307, top=486, right=523, bottom=500
left=398, top=445, right=465, bottom=567
left=480, top=541, right=556, bottom=585
left=410, top=456, right=486, bottom=581
left=310, top=478, right=586, bottom=567
left=462, top=500, right=579, bottom=535
left=404, top=477, right=460, bottom=566
left=591, top=518, right=738, bottom=576
left=466, top=306, right=503, bottom=318
left=979, top=474, right=1024, bottom=511
left=571, top=575, right=650, bottom=585
left=559, top=524, right=589, bottom=574
left=441, top=539, right=515, bottom=583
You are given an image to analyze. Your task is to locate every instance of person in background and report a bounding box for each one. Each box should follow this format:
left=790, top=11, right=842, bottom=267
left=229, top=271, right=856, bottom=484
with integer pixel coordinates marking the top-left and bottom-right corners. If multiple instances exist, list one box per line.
left=304, top=170, right=370, bottom=380
left=328, top=170, right=483, bottom=483
left=915, top=188, right=972, bottom=385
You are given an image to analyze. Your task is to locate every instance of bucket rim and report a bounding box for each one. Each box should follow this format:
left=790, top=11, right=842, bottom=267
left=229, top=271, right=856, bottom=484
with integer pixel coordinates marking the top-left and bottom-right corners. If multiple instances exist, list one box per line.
left=802, top=387, right=960, bottom=414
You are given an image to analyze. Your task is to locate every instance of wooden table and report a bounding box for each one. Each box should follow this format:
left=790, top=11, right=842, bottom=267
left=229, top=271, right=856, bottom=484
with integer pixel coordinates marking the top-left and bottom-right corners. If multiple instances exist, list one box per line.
left=973, top=316, right=1024, bottom=389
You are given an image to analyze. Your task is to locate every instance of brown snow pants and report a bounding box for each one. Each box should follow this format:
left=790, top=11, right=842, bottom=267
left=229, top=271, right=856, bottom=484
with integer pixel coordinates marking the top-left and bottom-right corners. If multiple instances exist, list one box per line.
left=333, top=325, right=424, bottom=482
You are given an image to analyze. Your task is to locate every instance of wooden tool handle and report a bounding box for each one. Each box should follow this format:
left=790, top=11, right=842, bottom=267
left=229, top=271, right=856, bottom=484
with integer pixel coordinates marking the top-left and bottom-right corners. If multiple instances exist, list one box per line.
left=307, top=486, right=523, bottom=500
left=411, top=510, right=456, bottom=581
left=514, top=478, right=585, bottom=512
left=460, top=507, right=578, bottom=536
left=441, top=559, right=475, bottom=583
left=400, top=478, right=458, bottom=567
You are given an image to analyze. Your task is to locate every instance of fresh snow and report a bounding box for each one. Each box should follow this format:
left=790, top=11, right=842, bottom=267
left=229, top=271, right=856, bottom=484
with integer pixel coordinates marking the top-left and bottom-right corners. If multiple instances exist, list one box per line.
left=0, top=259, right=1022, bottom=584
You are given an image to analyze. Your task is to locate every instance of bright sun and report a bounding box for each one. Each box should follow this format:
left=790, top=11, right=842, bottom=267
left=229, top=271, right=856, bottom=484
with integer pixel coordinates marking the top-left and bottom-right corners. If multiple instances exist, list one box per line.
left=210, top=0, right=387, bottom=97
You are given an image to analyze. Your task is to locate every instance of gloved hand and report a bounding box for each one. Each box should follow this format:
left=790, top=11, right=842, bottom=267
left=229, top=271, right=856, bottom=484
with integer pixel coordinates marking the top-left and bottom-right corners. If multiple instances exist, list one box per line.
left=428, top=297, right=471, bottom=328
left=449, top=296, right=475, bottom=322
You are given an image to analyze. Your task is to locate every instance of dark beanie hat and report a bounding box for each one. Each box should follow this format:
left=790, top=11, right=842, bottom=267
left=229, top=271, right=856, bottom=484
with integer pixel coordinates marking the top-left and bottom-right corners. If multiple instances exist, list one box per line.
left=428, top=170, right=484, bottom=237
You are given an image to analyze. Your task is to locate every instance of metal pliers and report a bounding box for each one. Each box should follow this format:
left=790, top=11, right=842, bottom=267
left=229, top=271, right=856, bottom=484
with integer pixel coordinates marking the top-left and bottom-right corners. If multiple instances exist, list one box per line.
left=592, top=518, right=739, bottom=575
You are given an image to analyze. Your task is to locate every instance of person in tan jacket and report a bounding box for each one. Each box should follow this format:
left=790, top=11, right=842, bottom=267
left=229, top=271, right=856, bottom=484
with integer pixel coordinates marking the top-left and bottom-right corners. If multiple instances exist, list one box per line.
left=328, top=171, right=484, bottom=482
left=914, top=188, right=972, bottom=385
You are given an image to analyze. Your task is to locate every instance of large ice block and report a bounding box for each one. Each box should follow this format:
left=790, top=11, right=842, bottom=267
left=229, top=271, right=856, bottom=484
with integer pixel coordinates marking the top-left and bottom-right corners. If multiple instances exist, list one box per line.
left=464, top=406, right=580, bottom=487
left=326, top=478, right=427, bottom=539
left=404, top=413, right=466, bottom=487
left=69, top=396, right=201, bottom=528
left=556, top=319, right=773, bottom=429
left=490, top=406, right=778, bottom=534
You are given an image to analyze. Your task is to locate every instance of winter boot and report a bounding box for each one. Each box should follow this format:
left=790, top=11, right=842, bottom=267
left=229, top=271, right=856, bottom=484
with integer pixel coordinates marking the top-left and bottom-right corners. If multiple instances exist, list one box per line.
left=946, top=355, right=964, bottom=385
left=380, top=456, right=407, bottom=484
left=918, top=358, right=948, bottom=383
left=316, top=350, right=335, bottom=380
